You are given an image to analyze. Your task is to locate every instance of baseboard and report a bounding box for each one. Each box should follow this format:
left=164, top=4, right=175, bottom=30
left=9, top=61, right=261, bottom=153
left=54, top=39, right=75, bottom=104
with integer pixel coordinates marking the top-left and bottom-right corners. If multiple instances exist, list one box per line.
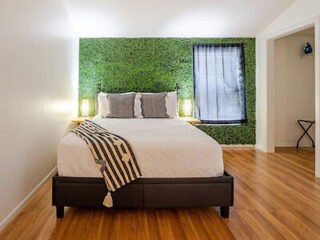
left=255, top=144, right=266, bottom=152
left=0, top=166, right=57, bottom=232
left=276, top=142, right=313, bottom=148
left=222, top=144, right=255, bottom=148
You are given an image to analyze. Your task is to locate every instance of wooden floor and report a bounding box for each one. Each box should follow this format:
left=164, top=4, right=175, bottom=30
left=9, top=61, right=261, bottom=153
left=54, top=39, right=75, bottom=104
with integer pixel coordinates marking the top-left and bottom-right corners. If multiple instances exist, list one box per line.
left=1, top=148, right=319, bottom=240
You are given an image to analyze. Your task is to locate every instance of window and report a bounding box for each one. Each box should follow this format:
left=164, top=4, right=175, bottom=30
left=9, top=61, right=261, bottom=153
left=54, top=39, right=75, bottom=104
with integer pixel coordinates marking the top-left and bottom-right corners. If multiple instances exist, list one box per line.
left=193, top=44, right=247, bottom=124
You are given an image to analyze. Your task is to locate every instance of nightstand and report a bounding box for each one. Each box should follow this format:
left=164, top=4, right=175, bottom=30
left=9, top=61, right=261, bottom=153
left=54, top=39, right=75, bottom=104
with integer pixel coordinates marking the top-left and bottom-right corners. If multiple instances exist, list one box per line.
left=181, top=117, right=201, bottom=126
left=72, top=117, right=92, bottom=126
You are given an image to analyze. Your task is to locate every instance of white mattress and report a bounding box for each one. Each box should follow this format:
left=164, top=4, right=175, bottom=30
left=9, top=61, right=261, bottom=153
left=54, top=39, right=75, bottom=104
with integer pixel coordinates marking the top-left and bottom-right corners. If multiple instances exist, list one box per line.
left=57, top=117, right=224, bottom=178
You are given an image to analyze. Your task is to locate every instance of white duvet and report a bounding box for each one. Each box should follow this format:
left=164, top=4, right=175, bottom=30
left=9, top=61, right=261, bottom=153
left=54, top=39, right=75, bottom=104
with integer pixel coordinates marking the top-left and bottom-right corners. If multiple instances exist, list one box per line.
left=57, top=117, right=224, bottom=178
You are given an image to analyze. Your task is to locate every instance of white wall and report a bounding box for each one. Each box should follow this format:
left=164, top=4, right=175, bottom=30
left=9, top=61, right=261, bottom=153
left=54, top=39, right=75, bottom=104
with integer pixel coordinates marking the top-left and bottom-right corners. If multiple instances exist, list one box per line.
left=0, top=0, right=77, bottom=227
left=257, top=0, right=320, bottom=152
left=262, top=1, right=320, bottom=37
left=256, top=0, right=320, bottom=177
left=275, top=33, right=315, bottom=147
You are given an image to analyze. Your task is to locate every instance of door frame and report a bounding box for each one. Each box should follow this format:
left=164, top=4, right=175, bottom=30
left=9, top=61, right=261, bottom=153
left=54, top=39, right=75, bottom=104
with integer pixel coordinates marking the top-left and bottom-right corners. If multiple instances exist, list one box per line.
left=261, top=16, right=320, bottom=178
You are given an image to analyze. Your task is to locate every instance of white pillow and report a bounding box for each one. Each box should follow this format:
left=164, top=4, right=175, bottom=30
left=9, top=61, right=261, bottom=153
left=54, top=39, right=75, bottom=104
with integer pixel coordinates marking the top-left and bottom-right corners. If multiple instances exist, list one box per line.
left=166, top=91, right=179, bottom=118
left=134, top=93, right=143, bottom=118
left=97, top=92, right=109, bottom=117
left=97, top=92, right=142, bottom=118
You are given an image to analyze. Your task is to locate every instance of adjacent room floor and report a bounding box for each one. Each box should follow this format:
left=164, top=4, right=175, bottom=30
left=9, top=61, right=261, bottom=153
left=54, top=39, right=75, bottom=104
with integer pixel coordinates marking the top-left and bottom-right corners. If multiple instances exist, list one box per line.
left=0, top=148, right=319, bottom=240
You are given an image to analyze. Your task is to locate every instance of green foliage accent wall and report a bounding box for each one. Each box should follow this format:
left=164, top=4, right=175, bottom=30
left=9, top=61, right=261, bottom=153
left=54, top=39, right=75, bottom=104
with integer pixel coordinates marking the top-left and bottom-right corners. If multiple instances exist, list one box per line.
left=79, top=38, right=256, bottom=144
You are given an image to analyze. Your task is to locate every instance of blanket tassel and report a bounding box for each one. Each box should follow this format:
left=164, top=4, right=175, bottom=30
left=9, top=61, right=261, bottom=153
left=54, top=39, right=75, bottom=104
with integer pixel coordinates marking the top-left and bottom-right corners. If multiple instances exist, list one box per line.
left=103, top=192, right=113, bottom=208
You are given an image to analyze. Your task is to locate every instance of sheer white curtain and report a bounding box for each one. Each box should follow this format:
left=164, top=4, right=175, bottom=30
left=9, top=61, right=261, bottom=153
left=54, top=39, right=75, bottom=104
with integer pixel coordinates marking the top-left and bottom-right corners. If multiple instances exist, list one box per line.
left=193, top=44, right=247, bottom=124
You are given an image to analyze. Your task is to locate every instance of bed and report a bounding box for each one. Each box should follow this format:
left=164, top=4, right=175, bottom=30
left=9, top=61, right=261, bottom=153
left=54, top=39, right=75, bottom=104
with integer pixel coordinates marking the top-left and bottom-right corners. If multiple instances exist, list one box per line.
left=52, top=96, right=234, bottom=219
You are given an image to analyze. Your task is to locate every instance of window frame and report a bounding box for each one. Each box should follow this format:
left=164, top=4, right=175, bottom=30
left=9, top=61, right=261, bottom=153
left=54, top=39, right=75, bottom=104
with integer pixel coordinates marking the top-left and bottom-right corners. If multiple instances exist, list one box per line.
left=192, top=43, right=248, bottom=125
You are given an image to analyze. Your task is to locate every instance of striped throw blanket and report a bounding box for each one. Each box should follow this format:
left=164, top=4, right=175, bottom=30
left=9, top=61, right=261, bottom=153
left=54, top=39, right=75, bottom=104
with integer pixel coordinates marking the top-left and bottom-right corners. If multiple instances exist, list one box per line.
left=72, top=120, right=142, bottom=207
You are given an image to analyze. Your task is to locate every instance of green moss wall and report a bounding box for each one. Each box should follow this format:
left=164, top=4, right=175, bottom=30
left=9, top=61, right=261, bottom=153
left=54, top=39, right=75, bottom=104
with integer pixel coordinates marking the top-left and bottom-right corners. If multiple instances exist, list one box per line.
left=79, top=38, right=256, bottom=144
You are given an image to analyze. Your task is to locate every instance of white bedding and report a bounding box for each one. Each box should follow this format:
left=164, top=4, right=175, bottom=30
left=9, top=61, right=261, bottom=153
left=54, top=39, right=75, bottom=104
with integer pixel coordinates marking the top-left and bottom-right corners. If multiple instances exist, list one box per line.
left=58, top=117, right=224, bottom=178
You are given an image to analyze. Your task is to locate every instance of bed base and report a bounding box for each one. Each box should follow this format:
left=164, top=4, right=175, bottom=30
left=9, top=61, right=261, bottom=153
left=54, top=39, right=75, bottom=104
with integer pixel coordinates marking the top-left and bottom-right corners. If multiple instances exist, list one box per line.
left=52, top=171, right=233, bottom=219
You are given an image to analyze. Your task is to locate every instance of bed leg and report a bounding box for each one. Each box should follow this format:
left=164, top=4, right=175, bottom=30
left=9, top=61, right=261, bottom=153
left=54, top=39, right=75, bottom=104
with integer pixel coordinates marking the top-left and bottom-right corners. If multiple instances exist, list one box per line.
left=220, top=206, right=229, bottom=218
left=56, top=206, right=64, bottom=218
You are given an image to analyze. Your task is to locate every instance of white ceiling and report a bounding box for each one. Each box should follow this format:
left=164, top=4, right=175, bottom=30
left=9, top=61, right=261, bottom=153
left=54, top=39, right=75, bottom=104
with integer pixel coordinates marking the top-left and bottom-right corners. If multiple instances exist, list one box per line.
left=63, top=0, right=295, bottom=38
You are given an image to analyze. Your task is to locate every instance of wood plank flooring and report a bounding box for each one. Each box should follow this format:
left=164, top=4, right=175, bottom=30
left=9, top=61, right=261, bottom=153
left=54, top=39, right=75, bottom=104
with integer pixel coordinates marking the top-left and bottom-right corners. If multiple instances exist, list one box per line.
left=0, top=148, right=319, bottom=240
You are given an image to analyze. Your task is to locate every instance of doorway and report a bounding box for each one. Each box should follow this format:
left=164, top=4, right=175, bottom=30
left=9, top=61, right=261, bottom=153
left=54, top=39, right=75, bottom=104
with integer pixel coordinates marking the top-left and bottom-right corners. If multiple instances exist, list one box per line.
left=274, top=27, right=315, bottom=149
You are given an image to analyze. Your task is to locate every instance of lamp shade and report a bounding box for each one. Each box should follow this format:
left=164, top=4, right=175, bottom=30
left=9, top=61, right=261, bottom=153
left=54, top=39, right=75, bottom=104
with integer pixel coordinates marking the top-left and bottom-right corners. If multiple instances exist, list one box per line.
left=81, top=99, right=89, bottom=117
left=183, top=99, right=192, bottom=117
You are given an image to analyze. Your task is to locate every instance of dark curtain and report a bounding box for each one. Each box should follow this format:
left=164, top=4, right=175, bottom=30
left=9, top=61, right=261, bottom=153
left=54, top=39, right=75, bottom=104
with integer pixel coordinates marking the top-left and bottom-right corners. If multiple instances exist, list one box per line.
left=193, top=44, right=247, bottom=124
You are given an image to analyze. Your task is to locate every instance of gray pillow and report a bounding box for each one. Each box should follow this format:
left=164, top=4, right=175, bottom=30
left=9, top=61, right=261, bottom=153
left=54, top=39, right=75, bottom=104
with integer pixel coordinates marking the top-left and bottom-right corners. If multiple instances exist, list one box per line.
left=106, top=93, right=136, bottom=118
left=141, top=93, right=169, bottom=118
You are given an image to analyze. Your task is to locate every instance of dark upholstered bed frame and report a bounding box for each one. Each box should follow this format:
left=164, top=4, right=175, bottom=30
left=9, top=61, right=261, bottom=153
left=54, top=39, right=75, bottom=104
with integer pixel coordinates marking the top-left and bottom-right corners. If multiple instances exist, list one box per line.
left=52, top=171, right=234, bottom=218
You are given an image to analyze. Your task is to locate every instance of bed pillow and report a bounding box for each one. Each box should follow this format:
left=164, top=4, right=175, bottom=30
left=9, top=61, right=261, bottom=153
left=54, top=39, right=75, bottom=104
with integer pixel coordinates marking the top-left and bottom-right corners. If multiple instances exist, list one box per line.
left=134, top=93, right=143, bottom=118
left=106, top=93, right=136, bottom=118
left=97, top=92, right=109, bottom=117
left=98, top=92, right=142, bottom=118
left=166, top=91, right=179, bottom=118
left=141, top=93, right=169, bottom=118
